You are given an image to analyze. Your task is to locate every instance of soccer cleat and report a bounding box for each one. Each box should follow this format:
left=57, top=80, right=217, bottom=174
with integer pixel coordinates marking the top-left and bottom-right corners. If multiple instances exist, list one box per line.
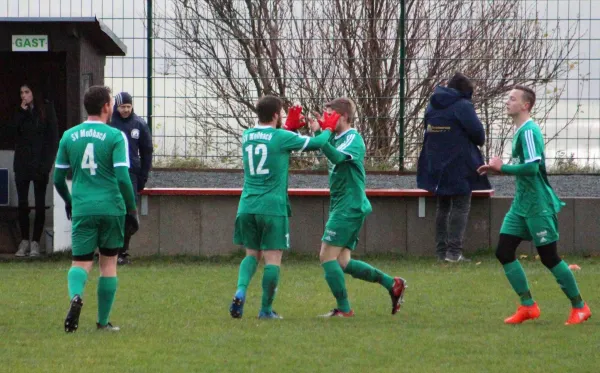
left=117, top=253, right=131, bottom=266
left=319, top=309, right=355, bottom=318
left=258, top=310, right=283, bottom=320
left=15, top=240, right=29, bottom=257
left=229, top=291, right=246, bottom=319
left=389, top=277, right=407, bottom=315
left=29, top=242, right=40, bottom=257
left=504, top=303, right=541, bottom=324
left=64, top=295, right=84, bottom=333
left=565, top=303, right=591, bottom=325
left=97, top=322, right=120, bottom=331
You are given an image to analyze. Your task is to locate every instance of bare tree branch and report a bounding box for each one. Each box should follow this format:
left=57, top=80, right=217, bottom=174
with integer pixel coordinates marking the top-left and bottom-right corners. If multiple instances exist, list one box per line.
left=156, top=0, right=579, bottom=168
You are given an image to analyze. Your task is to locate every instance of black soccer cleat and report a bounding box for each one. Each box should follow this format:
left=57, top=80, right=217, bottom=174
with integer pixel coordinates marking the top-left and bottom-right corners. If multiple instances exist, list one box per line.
left=117, top=253, right=131, bottom=266
left=97, top=322, right=120, bottom=332
left=64, top=295, right=84, bottom=333
left=389, top=277, right=407, bottom=315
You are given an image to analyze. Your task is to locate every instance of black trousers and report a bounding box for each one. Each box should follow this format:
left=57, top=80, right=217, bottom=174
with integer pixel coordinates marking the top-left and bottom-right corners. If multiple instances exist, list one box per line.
left=120, top=173, right=139, bottom=255
left=15, top=177, right=48, bottom=242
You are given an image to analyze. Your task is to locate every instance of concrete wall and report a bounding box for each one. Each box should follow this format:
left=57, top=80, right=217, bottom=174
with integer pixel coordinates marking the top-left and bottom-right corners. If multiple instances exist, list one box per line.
left=120, top=195, right=600, bottom=257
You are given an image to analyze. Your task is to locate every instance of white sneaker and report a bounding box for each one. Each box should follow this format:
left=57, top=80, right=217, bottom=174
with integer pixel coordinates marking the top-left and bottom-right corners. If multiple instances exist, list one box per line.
left=444, top=253, right=472, bottom=263
left=15, top=240, right=30, bottom=257
left=29, top=241, right=40, bottom=257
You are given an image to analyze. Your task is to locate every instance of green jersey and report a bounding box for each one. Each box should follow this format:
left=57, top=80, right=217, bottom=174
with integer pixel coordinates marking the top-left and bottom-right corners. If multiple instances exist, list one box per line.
left=55, top=121, right=130, bottom=217
left=237, top=125, right=330, bottom=217
left=325, top=129, right=372, bottom=219
left=509, top=119, right=564, bottom=217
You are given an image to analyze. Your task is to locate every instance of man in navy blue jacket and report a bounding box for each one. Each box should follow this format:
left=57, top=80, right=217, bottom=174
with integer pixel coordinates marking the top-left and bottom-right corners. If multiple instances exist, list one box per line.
left=110, top=92, right=153, bottom=264
left=417, top=73, right=491, bottom=262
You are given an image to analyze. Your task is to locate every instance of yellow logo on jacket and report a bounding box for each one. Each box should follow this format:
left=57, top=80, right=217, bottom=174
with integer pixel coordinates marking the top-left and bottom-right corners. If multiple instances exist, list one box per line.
left=427, top=124, right=451, bottom=133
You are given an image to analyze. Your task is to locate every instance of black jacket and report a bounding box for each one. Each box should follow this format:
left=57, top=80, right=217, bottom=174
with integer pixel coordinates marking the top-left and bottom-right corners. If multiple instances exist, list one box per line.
left=10, top=101, right=58, bottom=181
left=417, top=86, right=491, bottom=196
left=110, top=108, right=153, bottom=190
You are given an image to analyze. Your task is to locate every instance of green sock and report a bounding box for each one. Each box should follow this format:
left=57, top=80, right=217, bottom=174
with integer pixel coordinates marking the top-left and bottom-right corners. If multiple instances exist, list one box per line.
left=322, top=260, right=351, bottom=312
left=97, top=277, right=118, bottom=326
left=343, top=259, right=395, bottom=291
left=550, top=261, right=584, bottom=308
left=67, top=267, right=88, bottom=299
left=236, top=255, right=258, bottom=294
left=503, top=260, right=534, bottom=306
left=261, top=264, right=280, bottom=313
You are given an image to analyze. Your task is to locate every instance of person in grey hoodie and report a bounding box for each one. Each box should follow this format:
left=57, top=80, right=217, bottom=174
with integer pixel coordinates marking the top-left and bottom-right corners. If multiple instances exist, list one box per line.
left=110, top=92, right=153, bottom=264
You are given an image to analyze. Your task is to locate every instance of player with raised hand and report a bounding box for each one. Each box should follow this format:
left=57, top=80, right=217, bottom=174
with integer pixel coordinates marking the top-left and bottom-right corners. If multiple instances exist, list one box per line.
left=478, top=85, right=591, bottom=325
left=229, top=95, right=336, bottom=320
left=309, top=98, right=407, bottom=318
left=54, top=86, right=138, bottom=333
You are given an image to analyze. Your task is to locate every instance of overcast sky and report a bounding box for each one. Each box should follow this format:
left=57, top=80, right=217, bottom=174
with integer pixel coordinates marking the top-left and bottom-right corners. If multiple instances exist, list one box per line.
left=3, top=0, right=599, bottom=166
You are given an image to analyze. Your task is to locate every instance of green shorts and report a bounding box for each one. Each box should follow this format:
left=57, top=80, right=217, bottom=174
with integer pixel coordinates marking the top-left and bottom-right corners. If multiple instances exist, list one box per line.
left=322, top=216, right=365, bottom=250
left=234, top=214, right=290, bottom=251
left=71, top=215, right=125, bottom=257
left=500, top=211, right=559, bottom=247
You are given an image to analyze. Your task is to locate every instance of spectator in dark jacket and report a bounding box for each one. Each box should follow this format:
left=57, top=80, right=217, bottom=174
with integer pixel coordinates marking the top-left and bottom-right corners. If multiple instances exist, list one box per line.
left=417, top=73, right=491, bottom=262
left=110, top=92, right=153, bottom=264
left=11, top=83, right=58, bottom=257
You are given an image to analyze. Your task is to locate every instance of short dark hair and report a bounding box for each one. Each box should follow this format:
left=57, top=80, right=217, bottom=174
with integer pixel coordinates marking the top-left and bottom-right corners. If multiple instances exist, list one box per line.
left=513, top=84, right=536, bottom=112
left=447, top=72, right=474, bottom=96
left=84, top=86, right=112, bottom=116
left=325, top=97, right=356, bottom=122
left=256, top=95, right=283, bottom=123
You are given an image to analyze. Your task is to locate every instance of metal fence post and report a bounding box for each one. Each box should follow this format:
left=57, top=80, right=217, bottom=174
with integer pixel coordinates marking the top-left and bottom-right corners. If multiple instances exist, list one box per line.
left=147, top=0, right=153, bottom=133
left=398, top=0, right=406, bottom=171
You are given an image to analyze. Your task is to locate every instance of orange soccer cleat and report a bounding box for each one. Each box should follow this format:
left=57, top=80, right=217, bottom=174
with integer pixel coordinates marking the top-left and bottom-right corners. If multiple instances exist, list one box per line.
left=565, top=303, right=591, bottom=325
left=504, top=303, right=541, bottom=324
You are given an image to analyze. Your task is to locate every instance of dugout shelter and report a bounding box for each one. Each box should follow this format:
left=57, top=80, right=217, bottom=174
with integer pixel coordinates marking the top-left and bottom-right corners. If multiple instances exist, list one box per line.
left=0, top=17, right=126, bottom=252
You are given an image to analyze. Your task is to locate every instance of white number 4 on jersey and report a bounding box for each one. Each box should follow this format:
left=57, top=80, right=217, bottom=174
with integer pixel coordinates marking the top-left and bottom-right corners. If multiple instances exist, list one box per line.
left=82, top=143, right=98, bottom=175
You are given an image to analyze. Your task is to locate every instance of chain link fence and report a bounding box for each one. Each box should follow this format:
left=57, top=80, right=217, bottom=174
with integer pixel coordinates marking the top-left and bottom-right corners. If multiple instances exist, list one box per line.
left=4, top=0, right=599, bottom=172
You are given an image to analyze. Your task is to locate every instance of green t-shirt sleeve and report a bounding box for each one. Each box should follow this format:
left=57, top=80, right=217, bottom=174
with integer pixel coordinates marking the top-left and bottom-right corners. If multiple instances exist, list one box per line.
left=303, top=129, right=333, bottom=151
left=279, top=130, right=332, bottom=152
left=322, top=143, right=349, bottom=164
left=113, top=132, right=130, bottom=168
left=279, top=130, right=310, bottom=152
left=335, top=132, right=364, bottom=161
left=55, top=136, right=71, bottom=169
left=501, top=162, right=539, bottom=176
left=321, top=132, right=364, bottom=165
left=520, top=127, right=542, bottom=163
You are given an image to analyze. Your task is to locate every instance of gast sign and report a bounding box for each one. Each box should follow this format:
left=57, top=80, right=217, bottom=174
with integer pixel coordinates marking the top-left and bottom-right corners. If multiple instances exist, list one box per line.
left=12, top=35, right=48, bottom=52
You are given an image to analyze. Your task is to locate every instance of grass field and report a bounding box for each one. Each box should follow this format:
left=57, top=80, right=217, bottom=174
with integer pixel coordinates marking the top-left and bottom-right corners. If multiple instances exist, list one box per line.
left=1, top=254, right=598, bottom=373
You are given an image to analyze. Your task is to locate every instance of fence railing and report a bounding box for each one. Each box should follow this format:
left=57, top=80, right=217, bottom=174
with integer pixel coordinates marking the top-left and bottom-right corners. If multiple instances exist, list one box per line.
left=4, top=0, right=599, bottom=172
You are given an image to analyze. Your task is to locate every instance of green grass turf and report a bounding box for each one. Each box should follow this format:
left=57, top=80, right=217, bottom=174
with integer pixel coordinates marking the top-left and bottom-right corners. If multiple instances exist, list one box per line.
left=0, top=255, right=598, bottom=373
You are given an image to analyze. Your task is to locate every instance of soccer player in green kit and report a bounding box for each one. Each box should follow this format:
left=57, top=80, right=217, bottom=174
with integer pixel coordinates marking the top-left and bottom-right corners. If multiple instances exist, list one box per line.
left=309, top=98, right=407, bottom=318
left=478, top=85, right=591, bottom=325
left=54, top=86, right=138, bottom=332
left=229, top=95, right=339, bottom=319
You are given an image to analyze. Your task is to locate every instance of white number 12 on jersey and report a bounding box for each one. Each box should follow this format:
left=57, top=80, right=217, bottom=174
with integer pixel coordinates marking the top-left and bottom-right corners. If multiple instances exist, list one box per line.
left=245, top=144, right=269, bottom=175
left=82, top=143, right=98, bottom=175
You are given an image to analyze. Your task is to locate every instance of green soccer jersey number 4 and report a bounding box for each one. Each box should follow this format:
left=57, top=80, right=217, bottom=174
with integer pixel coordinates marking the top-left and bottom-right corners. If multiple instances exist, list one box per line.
left=509, top=119, right=564, bottom=217
left=55, top=121, right=131, bottom=217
